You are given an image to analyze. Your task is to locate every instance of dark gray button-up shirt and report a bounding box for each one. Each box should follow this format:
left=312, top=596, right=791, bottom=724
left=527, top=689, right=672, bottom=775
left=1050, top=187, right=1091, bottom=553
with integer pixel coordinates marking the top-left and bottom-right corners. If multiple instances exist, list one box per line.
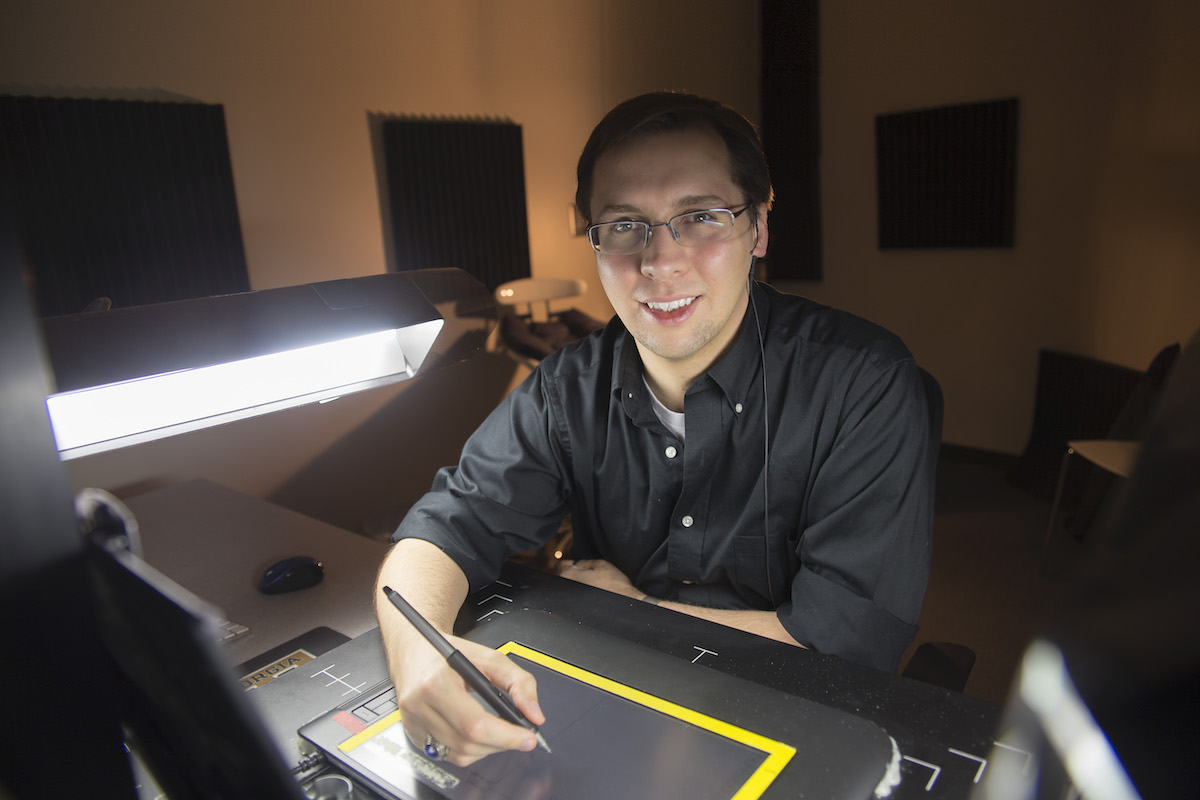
left=396, top=283, right=934, bottom=672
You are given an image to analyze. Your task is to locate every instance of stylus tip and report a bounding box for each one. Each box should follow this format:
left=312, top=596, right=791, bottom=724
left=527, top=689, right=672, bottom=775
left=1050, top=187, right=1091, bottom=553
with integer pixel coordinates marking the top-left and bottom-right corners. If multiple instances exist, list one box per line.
left=536, top=731, right=552, bottom=754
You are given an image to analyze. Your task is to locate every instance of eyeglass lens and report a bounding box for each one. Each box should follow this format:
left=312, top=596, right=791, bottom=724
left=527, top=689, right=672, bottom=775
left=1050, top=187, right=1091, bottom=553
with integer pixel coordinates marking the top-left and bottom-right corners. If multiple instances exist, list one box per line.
left=589, top=208, right=741, bottom=255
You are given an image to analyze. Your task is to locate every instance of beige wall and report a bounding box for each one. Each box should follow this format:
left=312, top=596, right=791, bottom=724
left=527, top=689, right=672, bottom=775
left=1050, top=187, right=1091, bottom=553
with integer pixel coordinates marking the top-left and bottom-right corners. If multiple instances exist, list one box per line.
left=790, top=0, right=1199, bottom=453
left=0, top=0, right=759, bottom=528
left=0, top=0, right=758, bottom=323
left=3, top=1, right=1196, bottom=526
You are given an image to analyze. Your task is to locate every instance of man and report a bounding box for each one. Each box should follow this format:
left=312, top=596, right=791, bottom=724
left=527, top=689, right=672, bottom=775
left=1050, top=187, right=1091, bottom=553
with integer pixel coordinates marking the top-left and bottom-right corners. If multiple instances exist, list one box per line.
left=375, top=91, right=934, bottom=767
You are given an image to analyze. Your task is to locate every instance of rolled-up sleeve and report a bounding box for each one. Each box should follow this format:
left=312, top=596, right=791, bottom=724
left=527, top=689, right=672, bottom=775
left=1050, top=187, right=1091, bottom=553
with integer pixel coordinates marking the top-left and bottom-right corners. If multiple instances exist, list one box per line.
left=776, top=358, right=934, bottom=673
left=393, top=369, right=570, bottom=591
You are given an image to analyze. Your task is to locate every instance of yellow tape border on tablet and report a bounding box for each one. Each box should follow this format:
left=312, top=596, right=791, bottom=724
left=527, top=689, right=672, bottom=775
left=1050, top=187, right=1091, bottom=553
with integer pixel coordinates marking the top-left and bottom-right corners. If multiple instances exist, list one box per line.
left=498, top=641, right=795, bottom=800
left=339, top=709, right=403, bottom=753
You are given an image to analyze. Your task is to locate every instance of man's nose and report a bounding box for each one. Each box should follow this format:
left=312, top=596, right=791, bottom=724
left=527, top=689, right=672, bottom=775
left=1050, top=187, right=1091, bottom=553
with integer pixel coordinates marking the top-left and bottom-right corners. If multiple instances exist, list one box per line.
left=639, top=227, right=687, bottom=279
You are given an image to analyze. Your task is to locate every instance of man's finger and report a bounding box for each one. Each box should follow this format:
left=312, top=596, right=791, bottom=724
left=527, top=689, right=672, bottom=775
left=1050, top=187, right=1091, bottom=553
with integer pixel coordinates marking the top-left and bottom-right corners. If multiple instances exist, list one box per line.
left=460, top=639, right=546, bottom=727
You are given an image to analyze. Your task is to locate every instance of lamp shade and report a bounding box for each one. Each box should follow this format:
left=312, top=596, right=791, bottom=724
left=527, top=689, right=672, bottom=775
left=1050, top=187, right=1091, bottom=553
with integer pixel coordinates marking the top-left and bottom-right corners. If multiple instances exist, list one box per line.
left=42, top=272, right=445, bottom=459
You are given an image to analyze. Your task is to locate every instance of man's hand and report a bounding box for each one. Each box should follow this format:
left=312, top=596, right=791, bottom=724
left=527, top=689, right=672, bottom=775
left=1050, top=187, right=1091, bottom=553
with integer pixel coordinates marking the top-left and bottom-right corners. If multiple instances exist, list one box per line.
left=394, top=633, right=544, bottom=768
left=376, top=539, right=545, bottom=768
left=555, top=558, right=642, bottom=599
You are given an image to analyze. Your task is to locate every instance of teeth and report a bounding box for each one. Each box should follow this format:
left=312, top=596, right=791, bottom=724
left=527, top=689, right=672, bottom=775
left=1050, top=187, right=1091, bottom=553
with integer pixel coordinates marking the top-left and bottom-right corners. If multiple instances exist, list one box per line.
left=646, top=297, right=695, bottom=312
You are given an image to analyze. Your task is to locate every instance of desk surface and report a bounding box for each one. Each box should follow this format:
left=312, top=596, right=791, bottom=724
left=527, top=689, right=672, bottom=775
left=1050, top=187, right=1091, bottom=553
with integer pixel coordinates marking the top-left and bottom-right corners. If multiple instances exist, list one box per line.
left=125, top=478, right=390, bottom=665
left=124, top=482, right=1010, bottom=799
left=252, top=560, right=1009, bottom=800
left=459, top=564, right=1007, bottom=800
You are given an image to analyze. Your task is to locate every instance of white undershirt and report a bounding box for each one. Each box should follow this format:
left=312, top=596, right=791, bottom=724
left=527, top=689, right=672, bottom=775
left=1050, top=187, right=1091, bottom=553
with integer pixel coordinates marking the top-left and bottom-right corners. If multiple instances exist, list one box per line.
left=643, top=376, right=685, bottom=443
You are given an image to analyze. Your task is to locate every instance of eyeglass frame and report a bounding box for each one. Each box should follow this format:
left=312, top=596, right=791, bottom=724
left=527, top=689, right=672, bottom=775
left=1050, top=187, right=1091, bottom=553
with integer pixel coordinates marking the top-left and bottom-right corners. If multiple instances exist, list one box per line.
left=585, top=205, right=754, bottom=255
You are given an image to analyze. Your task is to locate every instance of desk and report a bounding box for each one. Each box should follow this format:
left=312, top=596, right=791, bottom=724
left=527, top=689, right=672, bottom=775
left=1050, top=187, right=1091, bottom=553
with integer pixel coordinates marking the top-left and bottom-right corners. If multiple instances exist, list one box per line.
left=464, top=565, right=1007, bottom=800
left=125, top=478, right=391, bottom=666
left=124, top=483, right=1008, bottom=799
left=251, top=560, right=1008, bottom=800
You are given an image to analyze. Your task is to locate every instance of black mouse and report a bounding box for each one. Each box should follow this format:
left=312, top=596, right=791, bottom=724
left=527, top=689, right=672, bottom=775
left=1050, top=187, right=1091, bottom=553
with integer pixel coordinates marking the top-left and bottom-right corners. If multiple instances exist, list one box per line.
left=258, top=555, right=324, bottom=595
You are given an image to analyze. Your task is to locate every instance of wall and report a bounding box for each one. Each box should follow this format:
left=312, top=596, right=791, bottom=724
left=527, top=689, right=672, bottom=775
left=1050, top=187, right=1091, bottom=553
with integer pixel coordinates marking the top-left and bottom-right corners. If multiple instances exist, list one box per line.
left=789, top=0, right=1199, bottom=453
left=3, top=1, right=1194, bottom=522
left=1087, top=0, right=1200, bottom=366
left=0, top=1, right=760, bottom=528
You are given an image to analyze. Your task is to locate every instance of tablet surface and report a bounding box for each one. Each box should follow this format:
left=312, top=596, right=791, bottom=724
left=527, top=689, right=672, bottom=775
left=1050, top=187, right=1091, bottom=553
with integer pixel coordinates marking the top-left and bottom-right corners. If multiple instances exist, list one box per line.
left=299, top=611, right=899, bottom=799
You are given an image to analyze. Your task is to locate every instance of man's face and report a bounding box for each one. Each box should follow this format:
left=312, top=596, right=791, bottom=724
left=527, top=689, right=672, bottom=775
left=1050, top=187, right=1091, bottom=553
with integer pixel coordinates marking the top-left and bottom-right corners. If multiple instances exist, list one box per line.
left=589, top=126, right=768, bottom=377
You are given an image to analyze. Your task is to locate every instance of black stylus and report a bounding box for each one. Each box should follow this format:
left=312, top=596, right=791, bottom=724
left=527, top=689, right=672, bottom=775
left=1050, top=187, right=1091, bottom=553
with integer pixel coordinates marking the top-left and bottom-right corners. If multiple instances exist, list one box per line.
left=381, top=585, right=551, bottom=754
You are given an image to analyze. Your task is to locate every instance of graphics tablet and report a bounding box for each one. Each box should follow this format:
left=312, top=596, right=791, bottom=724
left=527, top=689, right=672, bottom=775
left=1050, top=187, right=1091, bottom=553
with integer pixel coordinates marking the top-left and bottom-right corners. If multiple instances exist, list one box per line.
left=299, top=610, right=900, bottom=799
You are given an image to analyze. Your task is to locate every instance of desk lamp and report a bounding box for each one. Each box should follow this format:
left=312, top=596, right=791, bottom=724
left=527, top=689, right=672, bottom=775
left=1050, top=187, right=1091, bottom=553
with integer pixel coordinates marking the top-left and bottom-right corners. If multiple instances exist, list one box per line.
left=28, top=268, right=466, bottom=798
left=41, top=272, right=445, bottom=460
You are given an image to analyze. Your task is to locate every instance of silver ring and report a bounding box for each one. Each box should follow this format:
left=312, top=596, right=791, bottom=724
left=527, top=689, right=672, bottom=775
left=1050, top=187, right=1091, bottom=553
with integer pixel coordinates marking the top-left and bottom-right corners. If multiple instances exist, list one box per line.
left=424, top=734, right=448, bottom=761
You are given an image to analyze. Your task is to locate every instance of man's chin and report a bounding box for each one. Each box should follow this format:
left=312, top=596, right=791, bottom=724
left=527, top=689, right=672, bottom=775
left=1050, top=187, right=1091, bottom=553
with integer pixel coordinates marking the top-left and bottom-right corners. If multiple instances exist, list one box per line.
left=634, top=333, right=707, bottom=364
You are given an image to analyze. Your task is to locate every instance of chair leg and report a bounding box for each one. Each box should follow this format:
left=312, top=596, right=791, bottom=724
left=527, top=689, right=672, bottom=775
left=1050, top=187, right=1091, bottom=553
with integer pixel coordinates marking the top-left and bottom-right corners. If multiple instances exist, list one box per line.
left=901, top=642, right=977, bottom=693
left=1040, top=447, right=1074, bottom=574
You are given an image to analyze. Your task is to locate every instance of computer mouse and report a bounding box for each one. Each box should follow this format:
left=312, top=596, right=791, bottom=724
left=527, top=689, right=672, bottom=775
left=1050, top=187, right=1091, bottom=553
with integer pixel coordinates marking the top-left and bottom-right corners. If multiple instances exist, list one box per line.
left=258, top=555, right=325, bottom=595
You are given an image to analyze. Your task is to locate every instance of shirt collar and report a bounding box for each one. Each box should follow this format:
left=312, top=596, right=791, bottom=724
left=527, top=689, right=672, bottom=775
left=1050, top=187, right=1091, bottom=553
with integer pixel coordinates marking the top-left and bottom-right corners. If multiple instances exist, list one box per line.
left=706, top=282, right=770, bottom=407
left=614, top=327, right=656, bottom=424
left=612, top=282, right=771, bottom=413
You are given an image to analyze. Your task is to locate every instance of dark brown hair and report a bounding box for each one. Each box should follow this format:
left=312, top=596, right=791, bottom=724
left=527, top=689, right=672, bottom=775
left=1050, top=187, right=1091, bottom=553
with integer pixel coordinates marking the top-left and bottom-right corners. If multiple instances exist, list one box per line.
left=575, top=91, right=774, bottom=225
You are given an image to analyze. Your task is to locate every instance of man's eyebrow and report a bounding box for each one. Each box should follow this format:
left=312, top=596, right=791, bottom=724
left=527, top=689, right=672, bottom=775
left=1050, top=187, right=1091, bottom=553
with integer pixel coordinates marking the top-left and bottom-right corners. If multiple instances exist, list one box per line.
left=594, top=195, right=733, bottom=219
left=594, top=204, right=642, bottom=218
left=675, top=194, right=731, bottom=208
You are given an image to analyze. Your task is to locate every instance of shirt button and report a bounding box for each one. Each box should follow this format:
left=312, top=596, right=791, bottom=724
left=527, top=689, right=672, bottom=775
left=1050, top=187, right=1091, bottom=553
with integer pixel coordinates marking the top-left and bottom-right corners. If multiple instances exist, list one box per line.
left=735, top=403, right=744, bottom=413
left=665, top=446, right=678, bottom=459
left=681, top=515, right=694, bottom=527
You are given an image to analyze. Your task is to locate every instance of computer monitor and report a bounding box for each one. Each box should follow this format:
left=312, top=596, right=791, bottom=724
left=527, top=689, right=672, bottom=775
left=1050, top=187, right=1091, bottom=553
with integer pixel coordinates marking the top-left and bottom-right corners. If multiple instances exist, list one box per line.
left=83, top=504, right=306, bottom=800
left=0, top=172, right=137, bottom=799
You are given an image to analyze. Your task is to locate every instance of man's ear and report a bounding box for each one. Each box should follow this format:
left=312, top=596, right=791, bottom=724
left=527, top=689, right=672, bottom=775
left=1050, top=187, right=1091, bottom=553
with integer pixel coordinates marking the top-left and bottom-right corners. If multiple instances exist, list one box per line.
left=751, top=203, right=769, bottom=258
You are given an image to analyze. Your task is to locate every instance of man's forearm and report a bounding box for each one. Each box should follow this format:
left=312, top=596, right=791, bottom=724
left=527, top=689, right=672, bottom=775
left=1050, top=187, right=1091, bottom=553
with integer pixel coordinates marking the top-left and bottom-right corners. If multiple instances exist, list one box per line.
left=557, top=558, right=805, bottom=648
left=648, top=598, right=805, bottom=648
left=375, top=538, right=470, bottom=667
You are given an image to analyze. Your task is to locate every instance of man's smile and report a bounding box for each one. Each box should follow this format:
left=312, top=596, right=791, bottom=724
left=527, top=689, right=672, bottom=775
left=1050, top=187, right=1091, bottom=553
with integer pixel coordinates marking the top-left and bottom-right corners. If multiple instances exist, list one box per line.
left=645, top=296, right=696, bottom=313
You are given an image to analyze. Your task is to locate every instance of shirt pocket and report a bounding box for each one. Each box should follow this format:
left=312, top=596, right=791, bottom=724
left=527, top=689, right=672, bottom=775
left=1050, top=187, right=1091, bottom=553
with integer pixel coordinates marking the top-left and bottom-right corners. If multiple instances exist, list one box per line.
left=733, top=529, right=795, bottom=608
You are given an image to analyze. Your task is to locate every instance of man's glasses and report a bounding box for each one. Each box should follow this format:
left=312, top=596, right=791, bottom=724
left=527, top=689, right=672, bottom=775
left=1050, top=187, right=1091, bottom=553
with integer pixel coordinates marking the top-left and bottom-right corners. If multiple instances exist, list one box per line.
left=586, top=206, right=752, bottom=256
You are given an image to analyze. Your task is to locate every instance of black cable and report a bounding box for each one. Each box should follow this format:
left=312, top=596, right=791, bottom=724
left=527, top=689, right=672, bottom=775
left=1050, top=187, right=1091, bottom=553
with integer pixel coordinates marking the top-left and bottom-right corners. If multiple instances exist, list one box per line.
left=290, top=751, right=327, bottom=777
left=747, top=264, right=775, bottom=607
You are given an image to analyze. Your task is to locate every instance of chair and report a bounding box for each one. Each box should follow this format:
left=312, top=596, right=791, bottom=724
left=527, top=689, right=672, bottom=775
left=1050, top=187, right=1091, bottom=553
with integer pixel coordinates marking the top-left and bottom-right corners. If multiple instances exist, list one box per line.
left=1040, top=439, right=1141, bottom=573
left=1007, top=349, right=1144, bottom=501
left=901, top=641, right=977, bottom=693
left=1036, top=343, right=1180, bottom=573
